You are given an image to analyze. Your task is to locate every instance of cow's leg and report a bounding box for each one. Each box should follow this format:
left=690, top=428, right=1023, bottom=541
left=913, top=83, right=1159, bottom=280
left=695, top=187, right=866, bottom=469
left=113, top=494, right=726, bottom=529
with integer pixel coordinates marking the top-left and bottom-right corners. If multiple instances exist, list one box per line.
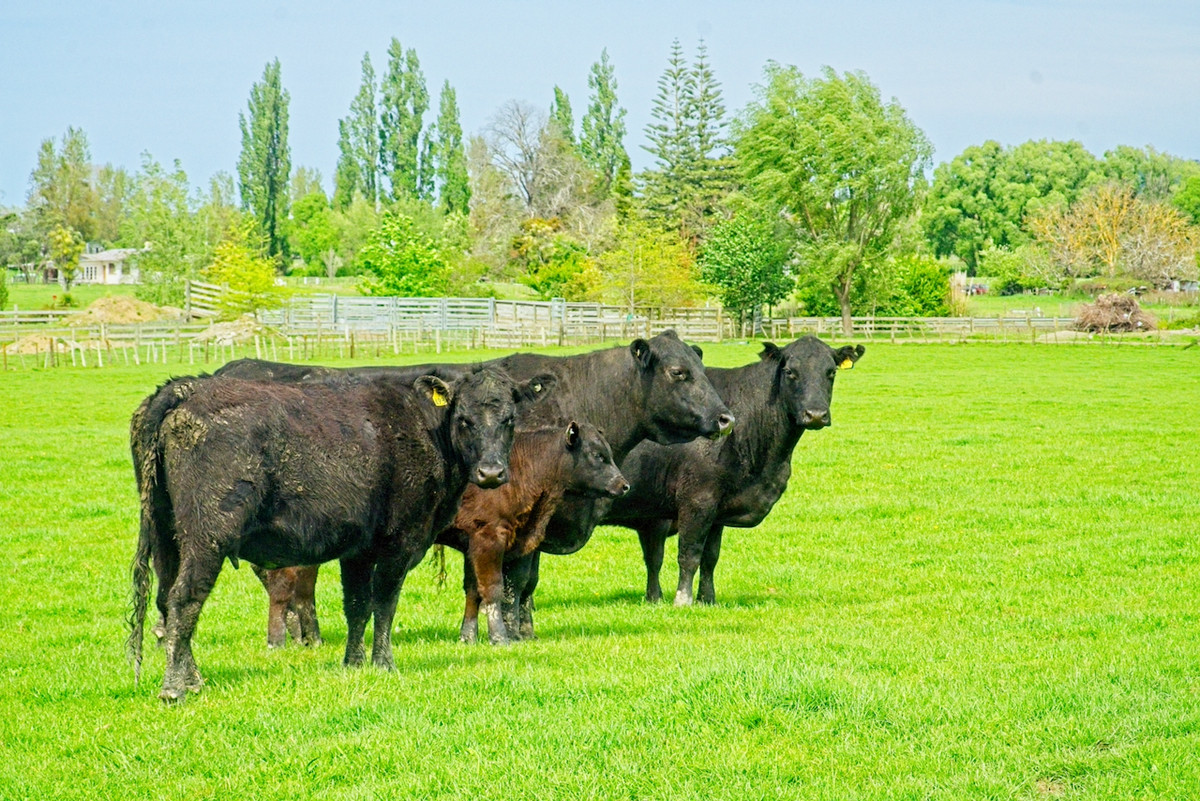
left=293, top=566, right=321, bottom=646
left=267, top=568, right=297, bottom=649
left=637, top=521, right=672, bottom=603
left=340, top=555, right=374, bottom=668
left=460, top=557, right=480, bottom=644
left=697, top=524, right=724, bottom=605
left=516, top=551, right=541, bottom=640
left=152, top=541, right=180, bottom=645
left=368, top=557, right=410, bottom=670
left=674, top=505, right=718, bottom=607
left=160, top=548, right=222, bottom=703
left=470, top=535, right=512, bottom=645
left=501, top=554, right=533, bottom=640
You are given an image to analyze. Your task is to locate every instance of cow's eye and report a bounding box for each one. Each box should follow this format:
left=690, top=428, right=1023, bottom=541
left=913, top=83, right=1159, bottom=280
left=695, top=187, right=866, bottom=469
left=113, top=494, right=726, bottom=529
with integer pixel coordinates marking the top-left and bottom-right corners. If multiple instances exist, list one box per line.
left=668, top=367, right=688, bottom=381
left=784, top=368, right=798, bottom=380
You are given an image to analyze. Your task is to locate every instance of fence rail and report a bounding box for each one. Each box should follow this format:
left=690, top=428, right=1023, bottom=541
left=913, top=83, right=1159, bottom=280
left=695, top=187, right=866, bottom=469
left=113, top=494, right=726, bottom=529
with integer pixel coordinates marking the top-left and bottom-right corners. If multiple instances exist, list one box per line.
left=0, top=286, right=1187, bottom=372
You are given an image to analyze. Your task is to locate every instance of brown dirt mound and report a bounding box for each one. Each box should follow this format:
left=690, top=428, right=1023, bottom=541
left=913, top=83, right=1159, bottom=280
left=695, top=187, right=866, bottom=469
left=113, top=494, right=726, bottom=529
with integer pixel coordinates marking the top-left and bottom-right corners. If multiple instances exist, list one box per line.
left=64, top=296, right=181, bottom=326
left=1074, top=294, right=1156, bottom=333
left=4, top=335, right=87, bottom=355
left=193, top=316, right=273, bottom=346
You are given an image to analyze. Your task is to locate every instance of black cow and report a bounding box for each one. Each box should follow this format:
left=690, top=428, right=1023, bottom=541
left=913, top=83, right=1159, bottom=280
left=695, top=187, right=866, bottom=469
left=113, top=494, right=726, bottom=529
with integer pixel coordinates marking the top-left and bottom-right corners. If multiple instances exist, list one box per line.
left=604, top=337, right=864, bottom=605
left=127, top=367, right=545, bottom=702
left=216, top=330, right=734, bottom=638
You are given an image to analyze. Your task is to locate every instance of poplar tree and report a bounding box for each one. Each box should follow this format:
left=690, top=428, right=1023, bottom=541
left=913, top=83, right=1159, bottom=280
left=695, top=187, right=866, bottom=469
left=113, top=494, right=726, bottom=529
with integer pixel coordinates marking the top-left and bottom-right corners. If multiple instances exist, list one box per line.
left=237, top=58, right=291, bottom=261
left=430, top=81, right=470, bottom=215
left=333, top=119, right=360, bottom=210
left=379, top=38, right=429, bottom=202
left=550, top=86, right=576, bottom=147
left=348, top=53, right=380, bottom=206
left=580, top=49, right=628, bottom=196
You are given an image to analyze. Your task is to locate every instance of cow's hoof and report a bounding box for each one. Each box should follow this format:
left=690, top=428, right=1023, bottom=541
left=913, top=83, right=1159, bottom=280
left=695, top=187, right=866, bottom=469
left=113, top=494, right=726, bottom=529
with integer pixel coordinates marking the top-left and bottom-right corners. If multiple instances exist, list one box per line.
left=301, top=636, right=322, bottom=648
left=159, top=685, right=187, bottom=704
left=673, top=596, right=693, bottom=607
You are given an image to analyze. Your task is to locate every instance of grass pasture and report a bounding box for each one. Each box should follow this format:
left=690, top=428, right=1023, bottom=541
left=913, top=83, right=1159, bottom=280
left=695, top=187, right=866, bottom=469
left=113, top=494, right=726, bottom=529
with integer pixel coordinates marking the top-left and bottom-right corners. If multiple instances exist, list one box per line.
left=0, top=341, right=1197, bottom=799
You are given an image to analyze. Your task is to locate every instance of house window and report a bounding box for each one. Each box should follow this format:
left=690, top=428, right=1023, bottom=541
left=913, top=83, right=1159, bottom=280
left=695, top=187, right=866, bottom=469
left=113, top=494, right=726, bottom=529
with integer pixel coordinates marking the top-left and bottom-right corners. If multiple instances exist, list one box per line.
left=83, top=264, right=98, bottom=282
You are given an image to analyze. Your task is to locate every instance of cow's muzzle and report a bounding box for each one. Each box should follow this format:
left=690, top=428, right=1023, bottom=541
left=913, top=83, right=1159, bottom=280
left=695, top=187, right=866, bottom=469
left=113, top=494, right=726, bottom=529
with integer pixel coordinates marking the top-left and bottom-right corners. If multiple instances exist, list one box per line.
left=707, top=412, right=735, bottom=440
left=800, top=409, right=830, bottom=430
left=473, top=463, right=508, bottom=488
left=607, top=476, right=631, bottom=497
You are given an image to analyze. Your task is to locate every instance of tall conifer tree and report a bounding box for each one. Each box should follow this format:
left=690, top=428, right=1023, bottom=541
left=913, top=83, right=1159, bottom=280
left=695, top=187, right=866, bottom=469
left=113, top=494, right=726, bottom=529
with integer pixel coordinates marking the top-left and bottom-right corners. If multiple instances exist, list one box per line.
left=379, top=39, right=429, bottom=202
left=237, top=58, right=291, bottom=261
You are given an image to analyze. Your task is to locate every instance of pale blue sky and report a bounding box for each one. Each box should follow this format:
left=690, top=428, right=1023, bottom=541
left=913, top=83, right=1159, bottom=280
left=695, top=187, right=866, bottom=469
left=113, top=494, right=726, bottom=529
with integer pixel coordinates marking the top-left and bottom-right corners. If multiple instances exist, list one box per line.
left=2, top=0, right=1197, bottom=206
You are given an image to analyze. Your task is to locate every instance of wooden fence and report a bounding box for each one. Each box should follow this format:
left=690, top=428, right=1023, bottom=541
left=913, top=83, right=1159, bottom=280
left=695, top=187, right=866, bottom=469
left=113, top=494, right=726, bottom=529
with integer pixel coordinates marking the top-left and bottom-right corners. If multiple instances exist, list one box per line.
left=0, top=289, right=1184, bottom=372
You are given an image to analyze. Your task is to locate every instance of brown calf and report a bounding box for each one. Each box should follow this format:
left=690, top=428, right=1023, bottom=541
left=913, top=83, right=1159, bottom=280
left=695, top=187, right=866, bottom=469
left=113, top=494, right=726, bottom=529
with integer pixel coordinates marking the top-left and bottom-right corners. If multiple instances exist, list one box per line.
left=252, top=564, right=321, bottom=648
left=439, top=421, right=628, bottom=645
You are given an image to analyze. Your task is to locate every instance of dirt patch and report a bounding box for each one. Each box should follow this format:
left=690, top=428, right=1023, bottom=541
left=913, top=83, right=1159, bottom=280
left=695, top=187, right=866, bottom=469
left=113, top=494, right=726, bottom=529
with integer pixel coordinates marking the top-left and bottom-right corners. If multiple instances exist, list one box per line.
left=4, top=335, right=88, bottom=355
left=193, top=316, right=275, bottom=346
left=64, top=296, right=181, bottom=326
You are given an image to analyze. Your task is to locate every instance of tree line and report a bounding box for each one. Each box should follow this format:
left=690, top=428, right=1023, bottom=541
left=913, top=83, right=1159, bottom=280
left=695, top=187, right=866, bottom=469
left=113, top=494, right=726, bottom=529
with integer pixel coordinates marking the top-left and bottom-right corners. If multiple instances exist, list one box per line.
left=3, top=39, right=1199, bottom=332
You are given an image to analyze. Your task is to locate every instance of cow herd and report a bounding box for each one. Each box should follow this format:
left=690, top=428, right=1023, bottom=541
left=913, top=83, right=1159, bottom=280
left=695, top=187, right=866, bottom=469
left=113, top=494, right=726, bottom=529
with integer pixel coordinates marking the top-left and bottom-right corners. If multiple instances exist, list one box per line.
left=126, top=331, right=862, bottom=703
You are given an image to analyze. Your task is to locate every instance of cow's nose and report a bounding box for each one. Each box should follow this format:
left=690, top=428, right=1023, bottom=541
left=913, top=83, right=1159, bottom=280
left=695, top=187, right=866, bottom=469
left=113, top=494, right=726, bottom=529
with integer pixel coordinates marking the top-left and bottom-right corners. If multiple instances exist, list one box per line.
left=610, top=478, right=631, bottom=497
left=716, top=413, right=735, bottom=434
left=801, top=409, right=830, bottom=429
left=474, top=464, right=507, bottom=487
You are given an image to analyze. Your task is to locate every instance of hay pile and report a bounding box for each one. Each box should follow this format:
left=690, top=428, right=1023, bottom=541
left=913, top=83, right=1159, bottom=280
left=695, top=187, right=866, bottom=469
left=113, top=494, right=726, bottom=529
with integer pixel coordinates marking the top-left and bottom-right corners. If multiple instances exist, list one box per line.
left=65, top=296, right=181, bottom=326
left=1074, top=294, right=1156, bottom=333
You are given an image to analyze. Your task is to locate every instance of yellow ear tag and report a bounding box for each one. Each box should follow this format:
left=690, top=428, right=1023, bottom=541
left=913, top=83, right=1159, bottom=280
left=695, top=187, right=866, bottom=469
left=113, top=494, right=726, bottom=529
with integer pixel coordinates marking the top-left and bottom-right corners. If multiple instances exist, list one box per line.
left=839, top=358, right=854, bottom=370
left=432, top=388, right=449, bottom=407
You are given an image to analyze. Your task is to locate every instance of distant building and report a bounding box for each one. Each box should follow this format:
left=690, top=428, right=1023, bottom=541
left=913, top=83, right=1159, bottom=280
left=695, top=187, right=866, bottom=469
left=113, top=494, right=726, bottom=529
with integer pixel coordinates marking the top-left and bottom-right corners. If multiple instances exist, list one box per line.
left=75, top=248, right=141, bottom=285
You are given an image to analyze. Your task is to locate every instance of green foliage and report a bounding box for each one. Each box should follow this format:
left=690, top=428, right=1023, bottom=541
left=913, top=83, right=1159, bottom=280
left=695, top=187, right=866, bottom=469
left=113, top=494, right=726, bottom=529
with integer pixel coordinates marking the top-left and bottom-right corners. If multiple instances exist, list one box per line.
left=430, top=81, right=471, bottom=215
left=550, top=86, right=576, bottom=146
left=27, top=126, right=97, bottom=241
left=379, top=38, right=429, bottom=202
left=699, top=205, right=792, bottom=320
left=1172, top=174, right=1200, bottom=224
left=237, top=58, right=292, bottom=262
left=126, top=154, right=204, bottom=307
left=511, top=218, right=599, bottom=301
left=874, top=254, right=951, bottom=316
left=977, top=245, right=1046, bottom=295
left=923, top=139, right=1106, bottom=271
left=202, top=220, right=285, bottom=315
left=0, top=263, right=8, bottom=310
left=738, top=65, right=932, bottom=329
left=599, top=218, right=703, bottom=309
left=47, top=225, right=84, bottom=291
left=580, top=49, right=629, bottom=196
left=358, top=210, right=450, bottom=296
left=288, top=191, right=340, bottom=277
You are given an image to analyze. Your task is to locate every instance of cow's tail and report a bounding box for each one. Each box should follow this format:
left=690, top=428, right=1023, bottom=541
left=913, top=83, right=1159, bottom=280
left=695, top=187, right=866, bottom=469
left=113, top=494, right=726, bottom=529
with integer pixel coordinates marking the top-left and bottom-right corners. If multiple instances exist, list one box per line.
left=126, top=377, right=197, bottom=684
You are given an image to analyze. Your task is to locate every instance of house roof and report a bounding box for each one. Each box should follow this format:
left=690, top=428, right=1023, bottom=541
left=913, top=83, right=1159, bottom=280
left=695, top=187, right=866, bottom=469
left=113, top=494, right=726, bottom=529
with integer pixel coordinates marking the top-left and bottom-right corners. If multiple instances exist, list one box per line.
left=80, top=248, right=140, bottom=262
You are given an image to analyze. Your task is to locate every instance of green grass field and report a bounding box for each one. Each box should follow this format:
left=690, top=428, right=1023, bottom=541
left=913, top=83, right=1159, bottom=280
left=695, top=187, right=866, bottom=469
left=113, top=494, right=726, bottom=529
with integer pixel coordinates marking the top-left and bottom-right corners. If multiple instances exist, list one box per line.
left=0, top=341, right=1197, bottom=799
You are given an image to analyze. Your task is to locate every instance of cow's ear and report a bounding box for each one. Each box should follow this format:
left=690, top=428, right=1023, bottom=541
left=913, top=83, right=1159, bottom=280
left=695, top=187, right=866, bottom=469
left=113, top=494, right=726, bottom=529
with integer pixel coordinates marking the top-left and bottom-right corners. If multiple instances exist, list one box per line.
left=565, top=420, right=581, bottom=450
left=760, top=342, right=782, bottom=361
left=834, top=344, right=865, bottom=370
left=515, top=373, right=557, bottom=403
left=690, top=344, right=704, bottom=360
left=414, top=375, right=454, bottom=407
left=630, top=338, right=654, bottom=370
